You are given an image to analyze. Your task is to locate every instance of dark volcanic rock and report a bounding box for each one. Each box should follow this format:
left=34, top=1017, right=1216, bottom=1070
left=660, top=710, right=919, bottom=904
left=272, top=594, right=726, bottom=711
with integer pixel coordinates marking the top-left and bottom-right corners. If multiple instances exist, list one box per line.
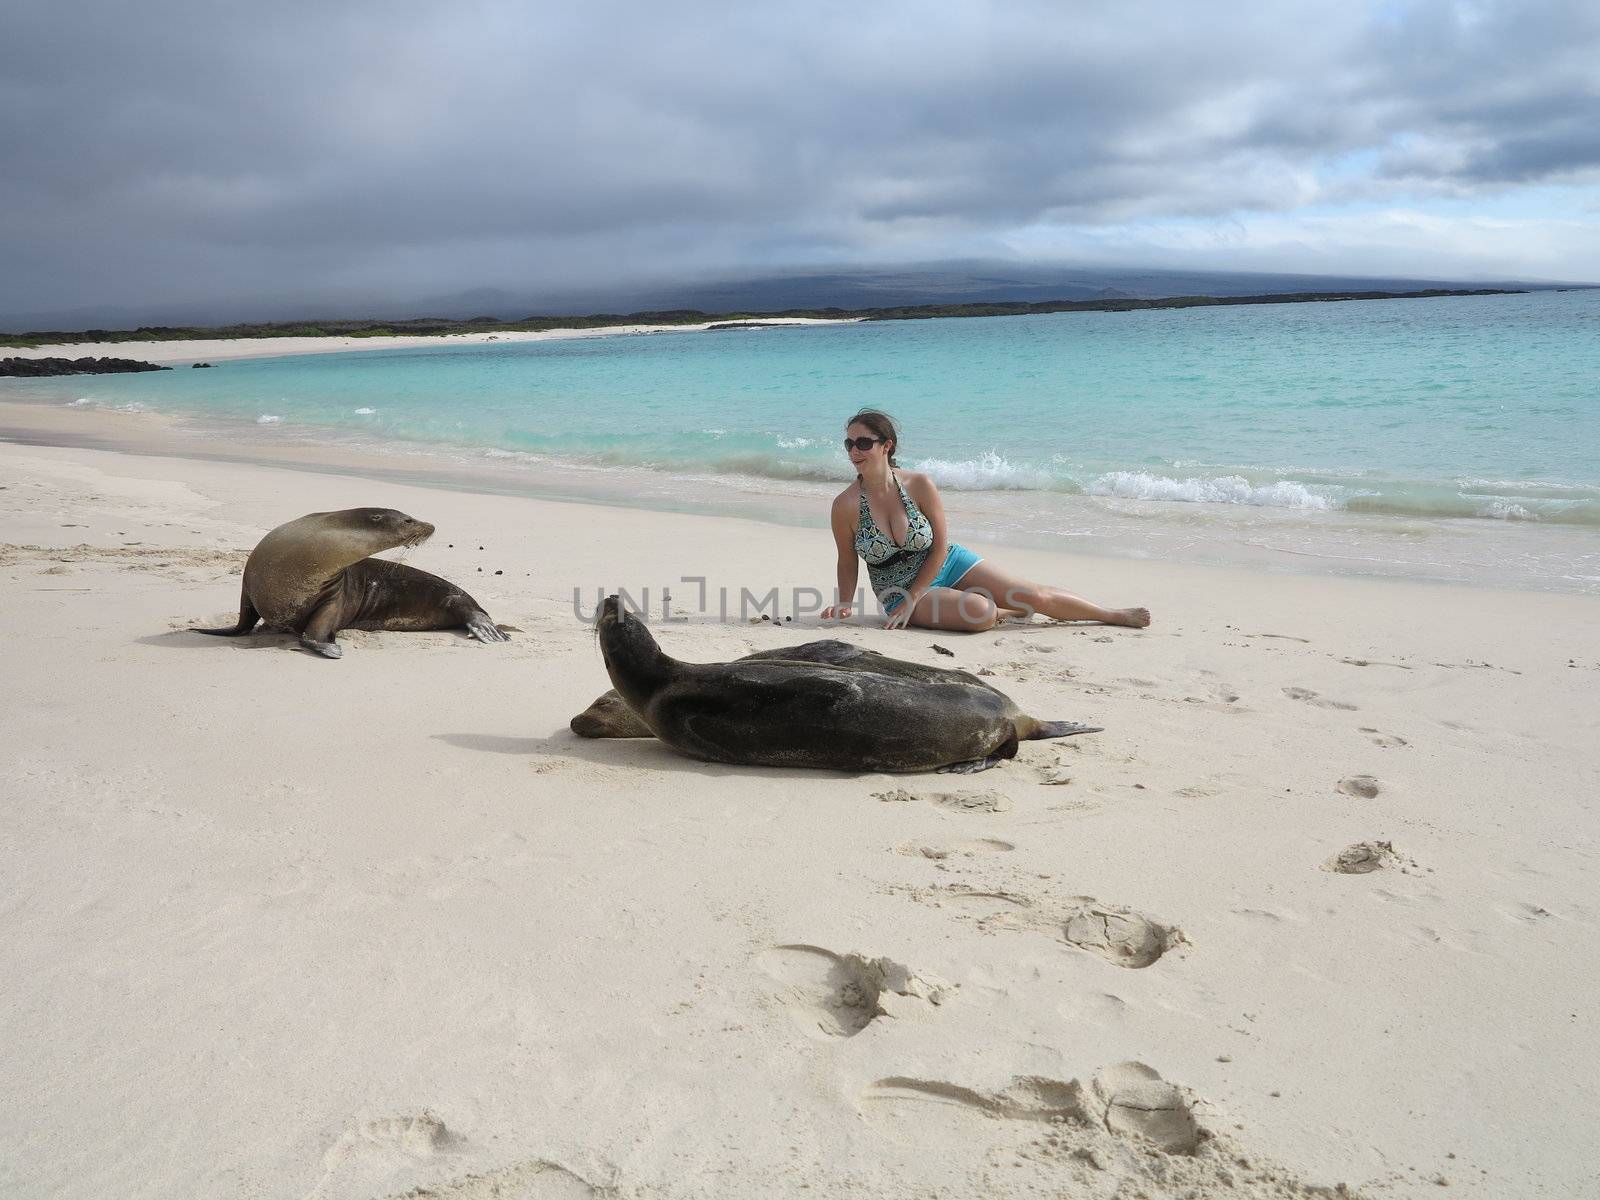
left=0, top=356, right=170, bottom=377
left=192, top=361, right=213, bottom=368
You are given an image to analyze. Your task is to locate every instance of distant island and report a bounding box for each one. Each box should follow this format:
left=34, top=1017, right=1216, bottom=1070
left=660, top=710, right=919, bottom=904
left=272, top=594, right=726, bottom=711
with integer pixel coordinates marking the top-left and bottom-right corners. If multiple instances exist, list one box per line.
left=0, top=287, right=1521, bottom=349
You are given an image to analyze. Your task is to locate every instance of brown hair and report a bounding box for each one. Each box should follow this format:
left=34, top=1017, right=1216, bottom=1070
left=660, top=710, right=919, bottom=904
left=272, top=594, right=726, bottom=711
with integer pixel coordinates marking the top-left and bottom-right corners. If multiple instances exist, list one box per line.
left=848, top=408, right=900, bottom=467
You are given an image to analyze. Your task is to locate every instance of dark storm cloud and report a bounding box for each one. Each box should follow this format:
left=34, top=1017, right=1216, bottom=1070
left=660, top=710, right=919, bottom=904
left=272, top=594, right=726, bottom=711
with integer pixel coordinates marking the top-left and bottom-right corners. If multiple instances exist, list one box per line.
left=1, top=0, right=1596, bottom=316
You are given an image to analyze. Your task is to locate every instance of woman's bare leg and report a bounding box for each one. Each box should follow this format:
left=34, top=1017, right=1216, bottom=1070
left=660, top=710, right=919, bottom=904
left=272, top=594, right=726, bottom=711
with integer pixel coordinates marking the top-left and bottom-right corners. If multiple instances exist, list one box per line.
left=956, top=561, right=1150, bottom=628
left=903, top=586, right=1000, bottom=632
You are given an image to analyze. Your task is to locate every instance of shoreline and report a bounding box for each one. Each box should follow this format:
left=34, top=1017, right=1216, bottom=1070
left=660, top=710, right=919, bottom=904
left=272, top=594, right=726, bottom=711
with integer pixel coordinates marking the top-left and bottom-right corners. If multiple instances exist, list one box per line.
left=3, top=393, right=1596, bottom=600
left=0, top=315, right=859, bottom=367
left=1, top=433, right=1597, bottom=1198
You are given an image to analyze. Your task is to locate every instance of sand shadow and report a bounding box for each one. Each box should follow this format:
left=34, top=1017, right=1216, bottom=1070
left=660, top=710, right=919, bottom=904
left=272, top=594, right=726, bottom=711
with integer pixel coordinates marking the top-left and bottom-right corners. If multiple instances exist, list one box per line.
left=433, top=732, right=549, bottom=755
left=138, top=629, right=297, bottom=652
left=437, top=728, right=908, bottom=783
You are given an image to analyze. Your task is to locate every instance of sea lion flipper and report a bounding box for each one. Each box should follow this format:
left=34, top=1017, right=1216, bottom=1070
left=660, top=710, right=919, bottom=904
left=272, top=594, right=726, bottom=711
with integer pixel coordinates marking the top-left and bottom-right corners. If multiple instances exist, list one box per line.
left=299, top=598, right=344, bottom=658
left=937, top=754, right=1008, bottom=774
left=1022, top=720, right=1104, bottom=740
left=463, top=610, right=510, bottom=643
left=192, top=587, right=261, bottom=637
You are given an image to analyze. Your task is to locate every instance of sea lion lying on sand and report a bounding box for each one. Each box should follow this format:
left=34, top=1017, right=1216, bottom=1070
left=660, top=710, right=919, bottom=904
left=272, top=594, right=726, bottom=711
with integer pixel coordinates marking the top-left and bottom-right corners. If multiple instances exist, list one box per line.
left=592, top=595, right=1099, bottom=772
left=193, top=507, right=509, bottom=659
left=574, top=639, right=975, bottom=737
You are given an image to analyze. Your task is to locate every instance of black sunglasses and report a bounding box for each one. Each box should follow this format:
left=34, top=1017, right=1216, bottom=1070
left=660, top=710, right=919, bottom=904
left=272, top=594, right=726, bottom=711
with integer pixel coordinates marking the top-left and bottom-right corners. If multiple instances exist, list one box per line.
left=844, top=436, right=885, bottom=452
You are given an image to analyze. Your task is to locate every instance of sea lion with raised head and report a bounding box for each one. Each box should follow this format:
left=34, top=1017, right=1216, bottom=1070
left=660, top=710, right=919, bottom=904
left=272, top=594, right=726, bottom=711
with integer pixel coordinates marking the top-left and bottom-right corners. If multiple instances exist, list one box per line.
left=573, top=639, right=866, bottom=737
left=592, top=596, right=1098, bottom=772
left=193, top=507, right=509, bottom=658
left=573, top=639, right=1001, bottom=737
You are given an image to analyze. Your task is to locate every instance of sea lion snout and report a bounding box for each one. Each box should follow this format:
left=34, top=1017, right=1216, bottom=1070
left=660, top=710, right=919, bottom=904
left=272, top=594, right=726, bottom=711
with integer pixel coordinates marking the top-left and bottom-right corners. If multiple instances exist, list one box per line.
left=351, top=507, right=435, bottom=547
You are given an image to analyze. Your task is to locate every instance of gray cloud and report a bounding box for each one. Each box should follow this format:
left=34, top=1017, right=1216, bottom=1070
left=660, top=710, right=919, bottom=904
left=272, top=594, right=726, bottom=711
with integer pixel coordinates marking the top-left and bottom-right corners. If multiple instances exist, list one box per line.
left=2, top=0, right=1597, bottom=319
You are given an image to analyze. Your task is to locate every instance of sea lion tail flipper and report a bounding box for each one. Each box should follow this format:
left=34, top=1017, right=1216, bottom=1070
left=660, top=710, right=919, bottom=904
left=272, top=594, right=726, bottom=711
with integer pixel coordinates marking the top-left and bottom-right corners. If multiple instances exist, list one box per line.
left=1022, top=720, right=1103, bottom=740
left=192, top=590, right=261, bottom=637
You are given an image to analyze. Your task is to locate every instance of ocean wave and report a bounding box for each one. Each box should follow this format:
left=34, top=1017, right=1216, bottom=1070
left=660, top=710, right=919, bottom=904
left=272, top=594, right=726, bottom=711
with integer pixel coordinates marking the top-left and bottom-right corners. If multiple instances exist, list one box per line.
left=1087, top=471, right=1338, bottom=510
left=775, top=436, right=819, bottom=449
left=916, top=451, right=1064, bottom=491
left=707, top=455, right=848, bottom=484
left=112, top=402, right=151, bottom=414
left=67, top=397, right=92, bottom=407
left=1476, top=500, right=1536, bottom=520
left=256, top=414, right=283, bottom=424
left=1456, top=478, right=1600, bottom=500
left=1345, top=491, right=1600, bottom=526
left=354, top=406, right=377, bottom=415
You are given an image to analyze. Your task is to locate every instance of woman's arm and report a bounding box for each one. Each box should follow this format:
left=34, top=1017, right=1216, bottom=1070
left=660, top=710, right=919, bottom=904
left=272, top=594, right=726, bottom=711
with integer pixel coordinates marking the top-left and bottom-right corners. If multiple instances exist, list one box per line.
left=886, top=472, right=950, bottom=629
left=822, top=490, right=860, bottom=619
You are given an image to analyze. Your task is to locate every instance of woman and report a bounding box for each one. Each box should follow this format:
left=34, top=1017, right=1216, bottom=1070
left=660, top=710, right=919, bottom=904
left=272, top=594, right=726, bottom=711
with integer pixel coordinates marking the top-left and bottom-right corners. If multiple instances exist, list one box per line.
left=820, top=410, right=1151, bottom=632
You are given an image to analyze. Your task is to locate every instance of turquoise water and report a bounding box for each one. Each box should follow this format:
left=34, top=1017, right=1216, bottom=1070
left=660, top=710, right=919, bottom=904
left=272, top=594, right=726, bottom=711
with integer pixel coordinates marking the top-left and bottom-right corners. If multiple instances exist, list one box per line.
left=6, top=289, right=1599, bottom=589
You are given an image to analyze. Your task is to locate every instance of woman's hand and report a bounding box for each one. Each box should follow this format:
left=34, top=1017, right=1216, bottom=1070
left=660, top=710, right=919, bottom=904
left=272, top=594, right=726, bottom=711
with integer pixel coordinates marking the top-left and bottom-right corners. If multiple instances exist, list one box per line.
left=821, top=604, right=852, bottom=620
left=883, top=598, right=917, bottom=630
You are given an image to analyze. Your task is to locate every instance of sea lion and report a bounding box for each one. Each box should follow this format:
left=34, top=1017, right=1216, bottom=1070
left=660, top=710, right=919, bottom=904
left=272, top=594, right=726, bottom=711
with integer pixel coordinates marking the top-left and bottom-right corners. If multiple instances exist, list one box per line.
left=573, top=639, right=998, bottom=737
left=573, top=639, right=866, bottom=737
left=593, top=595, right=1099, bottom=772
left=193, top=507, right=509, bottom=658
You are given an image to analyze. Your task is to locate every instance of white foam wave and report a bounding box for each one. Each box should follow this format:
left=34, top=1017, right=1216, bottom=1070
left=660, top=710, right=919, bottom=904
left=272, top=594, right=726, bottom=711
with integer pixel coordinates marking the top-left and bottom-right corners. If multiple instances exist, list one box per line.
left=1475, top=499, right=1537, bottom=521
left=67, top=397, right=93, bottom=407
left=112, top=402, right=150, bottom=414
left=916, top=451, right=1055, bottom=490
left=353, top=406, right=377, bottom=415
left=776, top=436, right=817, bottom=449
left=1088, top=471, right=1337, bottom=510
left=256, top=414, right=283, bottom=424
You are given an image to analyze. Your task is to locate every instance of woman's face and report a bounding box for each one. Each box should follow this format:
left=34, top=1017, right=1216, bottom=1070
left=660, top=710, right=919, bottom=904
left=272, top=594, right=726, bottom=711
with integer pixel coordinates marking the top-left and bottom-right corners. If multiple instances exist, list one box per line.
left=846, top=422, right=890, bottom=470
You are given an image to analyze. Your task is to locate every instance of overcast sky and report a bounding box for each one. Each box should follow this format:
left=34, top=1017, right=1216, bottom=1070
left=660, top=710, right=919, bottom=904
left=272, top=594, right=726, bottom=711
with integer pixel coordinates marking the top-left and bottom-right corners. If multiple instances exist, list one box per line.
left=3, top=0, right=1597, bottom=318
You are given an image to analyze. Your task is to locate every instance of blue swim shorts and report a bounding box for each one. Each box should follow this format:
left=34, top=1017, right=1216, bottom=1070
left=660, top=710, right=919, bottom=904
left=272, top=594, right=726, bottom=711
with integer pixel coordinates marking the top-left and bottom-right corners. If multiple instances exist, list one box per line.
left=881, top=543, right=983, bottom=613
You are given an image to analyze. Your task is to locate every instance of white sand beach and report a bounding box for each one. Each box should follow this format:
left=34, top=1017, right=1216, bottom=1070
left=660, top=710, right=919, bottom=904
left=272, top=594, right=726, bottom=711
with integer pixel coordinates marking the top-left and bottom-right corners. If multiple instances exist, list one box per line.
left=1, top=317, right=858, bottom=367
left=2, top=399, right=1598, bottom=1199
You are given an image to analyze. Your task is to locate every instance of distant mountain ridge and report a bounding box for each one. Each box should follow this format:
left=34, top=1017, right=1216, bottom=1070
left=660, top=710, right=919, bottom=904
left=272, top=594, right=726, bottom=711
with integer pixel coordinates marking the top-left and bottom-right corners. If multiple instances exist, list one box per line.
left=1, top=260, right=1589, bottom=333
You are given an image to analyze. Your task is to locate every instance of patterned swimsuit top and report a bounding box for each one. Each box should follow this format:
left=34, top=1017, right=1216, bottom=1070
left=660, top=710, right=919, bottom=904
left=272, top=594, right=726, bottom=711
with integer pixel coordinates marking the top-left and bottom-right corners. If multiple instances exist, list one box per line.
left=854, top=473, right=934, bottom=602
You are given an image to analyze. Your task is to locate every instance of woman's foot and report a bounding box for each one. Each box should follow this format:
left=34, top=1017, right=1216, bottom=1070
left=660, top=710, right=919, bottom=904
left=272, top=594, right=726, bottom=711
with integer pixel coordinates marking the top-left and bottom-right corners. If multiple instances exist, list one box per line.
left=1106, top=607, right=1151, bottom=628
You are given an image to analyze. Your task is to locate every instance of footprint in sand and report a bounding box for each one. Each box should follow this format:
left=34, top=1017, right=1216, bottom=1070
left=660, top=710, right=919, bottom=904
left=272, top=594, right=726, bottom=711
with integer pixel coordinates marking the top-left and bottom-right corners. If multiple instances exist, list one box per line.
left=1060, top=899, right=1181, bottom=969
left=1336, top=775, right=1381, bottom=799
left=873, top=787, right=1013, bottom=814
left=1359, top=727, right=1409, bottom=748
left=895, top=838, right=1015, bottom=859
left=897, top=886, right=1180, bottom=966
left=1091, top=1062, right=1202, bottom=1153
left=397, top=1159, right=605, bottom=1199
left=309, top=1112, right=462, bottom=1199
left=758, top=945, right=950, bottom=1038
left=889, top=885, right=1033, bottom=927
left=1323, top=841, right=1399, bottom=874
left=858, top=1062, right=1198, bottom=1154
left=1182, top=683, right=1243, bottom=711
left=1282, top=686, right=1357, bottom=711
left=325, top=1114, right=455, bottom=1167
